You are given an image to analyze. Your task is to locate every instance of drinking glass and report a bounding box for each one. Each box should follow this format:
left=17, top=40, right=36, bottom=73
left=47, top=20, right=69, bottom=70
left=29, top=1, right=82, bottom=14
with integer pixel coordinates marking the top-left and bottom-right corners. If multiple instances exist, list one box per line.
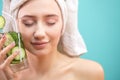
left=0, top=15, right=28, bottom=72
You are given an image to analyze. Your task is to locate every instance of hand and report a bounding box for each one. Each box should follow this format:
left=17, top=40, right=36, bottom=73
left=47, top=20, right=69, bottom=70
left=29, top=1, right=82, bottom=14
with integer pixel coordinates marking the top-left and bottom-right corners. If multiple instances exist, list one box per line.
left=0, top=35, right=19, bottom=80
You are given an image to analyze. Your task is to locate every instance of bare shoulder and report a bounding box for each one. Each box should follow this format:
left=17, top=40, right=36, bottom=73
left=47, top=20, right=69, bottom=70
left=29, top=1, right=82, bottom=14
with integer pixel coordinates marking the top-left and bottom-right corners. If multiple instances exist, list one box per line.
left=71, top=58, right=104, bottom=80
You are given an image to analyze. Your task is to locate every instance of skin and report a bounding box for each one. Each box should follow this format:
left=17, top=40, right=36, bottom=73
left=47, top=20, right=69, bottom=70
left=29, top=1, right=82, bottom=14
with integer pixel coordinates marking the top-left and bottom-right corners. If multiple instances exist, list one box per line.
left=0, top=0, right=104, bottom=80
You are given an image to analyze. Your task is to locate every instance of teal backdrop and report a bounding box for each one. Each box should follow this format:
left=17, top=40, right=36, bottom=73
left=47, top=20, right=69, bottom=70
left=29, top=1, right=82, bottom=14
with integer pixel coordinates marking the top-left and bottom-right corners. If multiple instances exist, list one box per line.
left=0, top=0, right=120, bottom=80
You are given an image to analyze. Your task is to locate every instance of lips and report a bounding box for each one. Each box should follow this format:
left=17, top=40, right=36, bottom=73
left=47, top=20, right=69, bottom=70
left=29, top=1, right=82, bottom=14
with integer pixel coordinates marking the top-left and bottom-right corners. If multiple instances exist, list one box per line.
left=31, top=41, right=49, bottom=49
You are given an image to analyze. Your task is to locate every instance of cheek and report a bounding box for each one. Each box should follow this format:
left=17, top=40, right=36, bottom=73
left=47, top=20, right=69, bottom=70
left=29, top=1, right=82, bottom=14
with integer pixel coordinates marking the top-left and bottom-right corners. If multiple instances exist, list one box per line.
left=19, top=27, right=33, bottom=44
left=49, top=21, right=62, bottom=37
left=20, top=32, right=30, bottom=47
left=48, top=26, right=62, bottom=44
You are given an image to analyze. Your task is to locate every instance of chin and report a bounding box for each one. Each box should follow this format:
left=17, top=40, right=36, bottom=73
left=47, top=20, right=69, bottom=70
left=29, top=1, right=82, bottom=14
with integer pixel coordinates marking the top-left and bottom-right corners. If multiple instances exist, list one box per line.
left=28, top=49, right=51, bottom=56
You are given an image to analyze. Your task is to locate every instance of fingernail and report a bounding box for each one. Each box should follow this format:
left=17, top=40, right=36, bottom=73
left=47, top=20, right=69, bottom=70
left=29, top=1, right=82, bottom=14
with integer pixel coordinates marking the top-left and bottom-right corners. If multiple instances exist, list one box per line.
left=15, top=50, right=20, bottom=54
left=11, top=42, right=15, bottom=46
left=2, top=34, right=6, bottom=40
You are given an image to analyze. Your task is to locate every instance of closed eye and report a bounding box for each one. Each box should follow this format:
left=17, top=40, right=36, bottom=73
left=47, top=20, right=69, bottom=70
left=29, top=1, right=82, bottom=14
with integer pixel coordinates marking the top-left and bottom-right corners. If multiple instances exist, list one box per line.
left=22, top=20, right=35, bottom=27
left=24, top=22, right=34, bottom=27
left=45, top=18, right=57, bottom=26
left=46, top=21, right=56, bottom=26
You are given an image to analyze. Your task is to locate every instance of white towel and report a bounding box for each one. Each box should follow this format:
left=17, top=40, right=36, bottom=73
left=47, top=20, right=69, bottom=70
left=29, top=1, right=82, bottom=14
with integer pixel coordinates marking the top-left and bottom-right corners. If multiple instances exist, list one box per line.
left=2, top=0, right=87, bottom=56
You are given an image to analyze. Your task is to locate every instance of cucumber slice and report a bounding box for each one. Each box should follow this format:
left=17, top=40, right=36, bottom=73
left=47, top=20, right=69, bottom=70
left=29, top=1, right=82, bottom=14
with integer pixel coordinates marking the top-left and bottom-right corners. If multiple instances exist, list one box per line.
left=12, top=46, right=26, bottom=60
left=11, top=60, right=20, bottom=64
left=0, top=16, right=5, bottom=29
left=9, top=32, right=24, bottom=47
left=4, top=33, right=14, bottom=47
left=9, top=32, right=18, bottom=41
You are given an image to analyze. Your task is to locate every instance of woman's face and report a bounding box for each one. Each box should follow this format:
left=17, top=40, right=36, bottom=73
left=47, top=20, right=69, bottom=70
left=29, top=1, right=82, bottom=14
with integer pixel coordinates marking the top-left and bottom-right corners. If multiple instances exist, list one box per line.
left=17, top=0, right=63, bottom=56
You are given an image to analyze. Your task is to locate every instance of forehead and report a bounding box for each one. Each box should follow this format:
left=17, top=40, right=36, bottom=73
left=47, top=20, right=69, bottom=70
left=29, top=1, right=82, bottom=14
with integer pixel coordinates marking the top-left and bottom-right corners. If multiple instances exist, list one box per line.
left=18, top=0, right=61, bottom=18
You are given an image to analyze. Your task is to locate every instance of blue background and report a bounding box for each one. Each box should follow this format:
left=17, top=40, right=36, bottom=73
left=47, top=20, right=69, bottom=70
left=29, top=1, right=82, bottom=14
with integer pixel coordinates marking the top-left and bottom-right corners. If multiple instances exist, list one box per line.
left=0, top=0, right=120, bottom=80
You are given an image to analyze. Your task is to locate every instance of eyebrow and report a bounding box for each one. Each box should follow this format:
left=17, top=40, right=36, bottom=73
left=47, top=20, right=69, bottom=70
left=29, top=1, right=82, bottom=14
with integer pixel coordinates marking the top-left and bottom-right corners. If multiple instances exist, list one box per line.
left=19, top=14, right=58, bottom=19
left=45, top=14, right=58, bottom=18
left=19, top=14, right=59, bottom=19
left=19, top=15, right=35, bottom=19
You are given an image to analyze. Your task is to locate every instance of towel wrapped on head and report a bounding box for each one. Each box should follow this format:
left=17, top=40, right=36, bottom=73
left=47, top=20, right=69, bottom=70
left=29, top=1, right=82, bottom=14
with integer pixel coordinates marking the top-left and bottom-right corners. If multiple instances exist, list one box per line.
left=2, top=0, right=87, bottom=56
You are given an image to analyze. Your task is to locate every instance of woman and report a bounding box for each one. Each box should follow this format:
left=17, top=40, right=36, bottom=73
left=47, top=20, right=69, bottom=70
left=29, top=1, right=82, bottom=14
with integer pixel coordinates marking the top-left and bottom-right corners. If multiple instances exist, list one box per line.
left=0, top=0, right=104, bottom=80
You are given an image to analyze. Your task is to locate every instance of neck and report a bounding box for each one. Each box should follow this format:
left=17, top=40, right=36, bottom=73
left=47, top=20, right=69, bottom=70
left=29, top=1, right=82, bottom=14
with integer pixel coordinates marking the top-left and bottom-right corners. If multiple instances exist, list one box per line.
left=26, top=50, right=59, bottom=75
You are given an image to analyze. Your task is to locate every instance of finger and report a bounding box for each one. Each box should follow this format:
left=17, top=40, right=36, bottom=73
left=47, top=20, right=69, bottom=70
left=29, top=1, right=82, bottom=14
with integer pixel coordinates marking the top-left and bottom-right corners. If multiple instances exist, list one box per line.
left=3, top=51, right=19, bottom=66
left=3, top=67, right=17, bottom=80
left=0, top=70, right=8, bottom=80
left=0, top=42, right=15, bottom=61
left=0, top=34, right=6, bottom=51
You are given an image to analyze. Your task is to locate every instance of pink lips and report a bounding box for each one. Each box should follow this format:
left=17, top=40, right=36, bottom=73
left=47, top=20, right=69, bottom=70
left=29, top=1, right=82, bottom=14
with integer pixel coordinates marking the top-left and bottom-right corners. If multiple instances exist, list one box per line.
left=31, top=41, right=48, bottom=49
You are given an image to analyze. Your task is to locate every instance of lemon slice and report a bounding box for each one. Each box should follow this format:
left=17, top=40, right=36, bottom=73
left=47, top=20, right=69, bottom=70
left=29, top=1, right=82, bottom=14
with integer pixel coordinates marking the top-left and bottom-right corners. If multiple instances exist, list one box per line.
left=0, top=16, right=5, bottom=29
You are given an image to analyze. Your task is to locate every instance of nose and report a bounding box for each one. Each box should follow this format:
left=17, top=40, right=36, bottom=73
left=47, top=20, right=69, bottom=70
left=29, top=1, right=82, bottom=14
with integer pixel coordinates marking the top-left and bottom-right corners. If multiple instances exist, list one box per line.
left=34, top=23, right=46, bottom=40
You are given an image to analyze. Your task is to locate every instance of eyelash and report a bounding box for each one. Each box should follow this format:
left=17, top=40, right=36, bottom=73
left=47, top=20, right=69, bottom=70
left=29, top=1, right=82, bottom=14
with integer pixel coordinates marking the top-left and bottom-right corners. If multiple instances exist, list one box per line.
left=22, top=20, right=35, bottom=27
left=24, top=23, right=34, bottom=27
left=46, top=22, right=56, bottom=26
left=22, top=20, right=56, bottom=27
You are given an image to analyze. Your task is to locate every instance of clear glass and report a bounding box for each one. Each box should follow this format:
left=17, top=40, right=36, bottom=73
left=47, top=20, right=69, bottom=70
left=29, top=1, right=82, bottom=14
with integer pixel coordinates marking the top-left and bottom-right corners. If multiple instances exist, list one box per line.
left=0, top=12, right=28, bottom=72
left=0, top=32, right=28, bottom=72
